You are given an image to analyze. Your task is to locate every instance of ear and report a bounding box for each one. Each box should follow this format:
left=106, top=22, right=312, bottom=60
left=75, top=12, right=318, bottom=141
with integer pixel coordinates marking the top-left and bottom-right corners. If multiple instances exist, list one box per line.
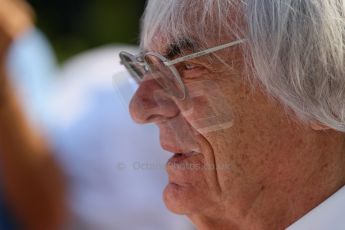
left=309, top=121, right=331, bottom=131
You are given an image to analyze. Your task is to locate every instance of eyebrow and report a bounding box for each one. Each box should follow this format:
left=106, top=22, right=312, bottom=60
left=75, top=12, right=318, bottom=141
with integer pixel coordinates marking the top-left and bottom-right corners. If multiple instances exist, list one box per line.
left=165, top=38, right=198, bottom=59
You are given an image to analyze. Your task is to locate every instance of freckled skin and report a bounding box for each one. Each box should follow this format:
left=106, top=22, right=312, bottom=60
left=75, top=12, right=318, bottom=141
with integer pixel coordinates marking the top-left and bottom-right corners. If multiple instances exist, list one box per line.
left=129, top=38, right=345, bottom=230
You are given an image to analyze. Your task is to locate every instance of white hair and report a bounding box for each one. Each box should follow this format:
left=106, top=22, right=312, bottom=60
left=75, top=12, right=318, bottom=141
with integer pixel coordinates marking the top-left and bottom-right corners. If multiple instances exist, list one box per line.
left=141, top=0, right=345, bottom=132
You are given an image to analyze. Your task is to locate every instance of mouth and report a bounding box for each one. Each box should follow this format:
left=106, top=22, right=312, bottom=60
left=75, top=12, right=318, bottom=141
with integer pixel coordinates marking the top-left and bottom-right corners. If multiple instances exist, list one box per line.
left=168, top=151, right=199, bottom=164
left=166, top=151, right=203, bottom=173
left=164, top=150, right=204, bottom=189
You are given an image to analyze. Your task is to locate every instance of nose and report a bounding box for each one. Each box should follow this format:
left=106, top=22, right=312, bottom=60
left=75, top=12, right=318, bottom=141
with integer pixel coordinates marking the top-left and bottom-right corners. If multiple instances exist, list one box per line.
left=129, top=76, right=180, bottom=124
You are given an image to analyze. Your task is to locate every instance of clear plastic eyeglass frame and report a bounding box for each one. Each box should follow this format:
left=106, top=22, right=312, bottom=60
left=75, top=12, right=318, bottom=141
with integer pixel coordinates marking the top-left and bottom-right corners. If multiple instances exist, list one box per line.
left=119, top=38, right=246, bottom=100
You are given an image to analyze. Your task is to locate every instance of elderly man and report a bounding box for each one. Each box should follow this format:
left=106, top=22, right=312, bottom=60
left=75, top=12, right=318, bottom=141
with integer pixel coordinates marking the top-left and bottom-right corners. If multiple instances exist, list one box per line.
left=120, top=0, right=345, bottom=229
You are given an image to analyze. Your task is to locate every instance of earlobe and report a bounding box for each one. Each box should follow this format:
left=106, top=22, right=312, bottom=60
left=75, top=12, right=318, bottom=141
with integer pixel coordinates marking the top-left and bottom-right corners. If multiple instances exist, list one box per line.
left=309, top=121, right=331, bottom=131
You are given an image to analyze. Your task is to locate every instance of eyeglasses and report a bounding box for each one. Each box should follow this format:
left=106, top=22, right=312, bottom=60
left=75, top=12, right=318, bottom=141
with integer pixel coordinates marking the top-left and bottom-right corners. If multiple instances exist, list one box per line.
left=119, top=38, right=246, bottom=100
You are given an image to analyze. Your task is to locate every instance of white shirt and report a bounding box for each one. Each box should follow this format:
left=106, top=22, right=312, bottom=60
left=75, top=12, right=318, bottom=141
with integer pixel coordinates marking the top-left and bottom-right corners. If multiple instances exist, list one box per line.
left=286, top=185, right=345, bottom=230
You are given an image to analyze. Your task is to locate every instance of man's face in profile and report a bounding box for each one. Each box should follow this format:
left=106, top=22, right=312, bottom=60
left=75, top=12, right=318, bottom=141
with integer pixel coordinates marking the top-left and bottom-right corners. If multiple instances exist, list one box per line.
left=129, top=32, right=331, bottom=222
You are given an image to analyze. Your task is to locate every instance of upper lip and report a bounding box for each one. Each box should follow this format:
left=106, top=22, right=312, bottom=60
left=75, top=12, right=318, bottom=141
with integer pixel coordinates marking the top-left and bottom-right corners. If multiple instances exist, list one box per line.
left=160, top=143, right=186, bottom=154
left=160, top=143, right=200, bottom=156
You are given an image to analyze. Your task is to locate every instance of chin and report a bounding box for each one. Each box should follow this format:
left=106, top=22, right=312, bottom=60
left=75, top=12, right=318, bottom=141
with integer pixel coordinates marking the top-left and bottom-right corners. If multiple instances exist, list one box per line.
left=163, top=182, right=208, bottom=215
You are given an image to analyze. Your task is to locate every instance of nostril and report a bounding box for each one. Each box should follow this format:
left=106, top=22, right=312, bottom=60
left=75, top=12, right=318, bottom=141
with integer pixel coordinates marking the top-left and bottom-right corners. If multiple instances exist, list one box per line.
left=146, top=114, right=164, bottom=123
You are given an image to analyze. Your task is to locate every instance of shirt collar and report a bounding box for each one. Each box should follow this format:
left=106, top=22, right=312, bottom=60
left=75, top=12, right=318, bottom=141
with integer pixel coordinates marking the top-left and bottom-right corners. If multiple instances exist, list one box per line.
left=286, top=185, right=345, bottom=230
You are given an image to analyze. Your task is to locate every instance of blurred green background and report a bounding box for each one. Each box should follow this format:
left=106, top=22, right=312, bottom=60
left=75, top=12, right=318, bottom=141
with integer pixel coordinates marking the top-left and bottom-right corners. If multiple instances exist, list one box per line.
left=27, top=0, right=146, bottom=62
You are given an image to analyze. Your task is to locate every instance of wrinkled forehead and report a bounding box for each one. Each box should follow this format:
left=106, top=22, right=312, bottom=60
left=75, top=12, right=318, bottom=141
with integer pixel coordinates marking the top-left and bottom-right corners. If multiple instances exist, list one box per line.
left=140, top=0, right=244, bottom=54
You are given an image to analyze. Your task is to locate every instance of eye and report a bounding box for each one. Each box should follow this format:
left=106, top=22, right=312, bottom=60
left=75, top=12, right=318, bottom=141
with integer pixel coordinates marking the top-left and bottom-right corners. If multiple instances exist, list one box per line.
left=184, top=62, right=198, bottom=70
left=177, top=62, right=206, bottom=79
left=179, top=62, right=204, bottom=72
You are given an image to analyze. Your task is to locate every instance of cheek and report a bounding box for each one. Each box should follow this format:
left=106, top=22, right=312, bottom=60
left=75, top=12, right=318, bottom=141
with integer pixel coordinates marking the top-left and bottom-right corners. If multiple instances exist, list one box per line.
left=198, top=75, right=302, bottom=190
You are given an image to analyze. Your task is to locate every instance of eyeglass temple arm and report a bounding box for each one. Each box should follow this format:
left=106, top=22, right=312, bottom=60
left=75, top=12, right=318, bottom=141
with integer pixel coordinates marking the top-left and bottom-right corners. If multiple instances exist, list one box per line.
left=165, top=39, right=247, bottom=66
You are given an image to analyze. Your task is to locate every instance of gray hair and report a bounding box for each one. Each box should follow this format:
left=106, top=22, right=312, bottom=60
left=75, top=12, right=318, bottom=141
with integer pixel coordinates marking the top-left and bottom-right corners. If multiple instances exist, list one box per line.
left=141, top=0, right=345, bottom=132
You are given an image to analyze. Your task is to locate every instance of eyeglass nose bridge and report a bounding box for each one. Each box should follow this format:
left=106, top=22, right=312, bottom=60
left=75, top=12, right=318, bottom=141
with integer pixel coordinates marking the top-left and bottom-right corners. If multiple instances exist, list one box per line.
left=137, top=59, right=150, bottom=73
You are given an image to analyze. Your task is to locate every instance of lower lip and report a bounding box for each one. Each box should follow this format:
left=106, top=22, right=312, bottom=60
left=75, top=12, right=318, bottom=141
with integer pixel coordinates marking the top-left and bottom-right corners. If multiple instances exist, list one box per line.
left=165, top=153, right=203, bottom=188
left=167, top=182, right=180, bottom=189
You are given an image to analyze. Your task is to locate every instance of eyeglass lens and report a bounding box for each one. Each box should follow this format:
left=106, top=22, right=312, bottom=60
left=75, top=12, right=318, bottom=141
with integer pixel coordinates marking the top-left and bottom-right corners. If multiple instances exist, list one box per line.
left=144, top=54, right=185, bottom=99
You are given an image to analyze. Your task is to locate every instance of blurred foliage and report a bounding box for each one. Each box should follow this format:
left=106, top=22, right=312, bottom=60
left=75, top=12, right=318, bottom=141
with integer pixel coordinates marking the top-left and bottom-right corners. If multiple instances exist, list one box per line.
left=27, top=0, right=146, bottom=62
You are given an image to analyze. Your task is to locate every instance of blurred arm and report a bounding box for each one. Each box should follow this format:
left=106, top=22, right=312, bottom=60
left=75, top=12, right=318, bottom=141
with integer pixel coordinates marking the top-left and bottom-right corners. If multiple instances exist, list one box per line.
left=0, top=1, right=66, bottom=229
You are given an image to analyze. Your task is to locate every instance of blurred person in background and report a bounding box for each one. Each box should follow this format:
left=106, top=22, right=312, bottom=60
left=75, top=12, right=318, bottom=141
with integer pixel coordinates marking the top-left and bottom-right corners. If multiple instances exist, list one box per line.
left=0, top=0, right=66, bottom=229
left=3, top=0, right=194, bottom=229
